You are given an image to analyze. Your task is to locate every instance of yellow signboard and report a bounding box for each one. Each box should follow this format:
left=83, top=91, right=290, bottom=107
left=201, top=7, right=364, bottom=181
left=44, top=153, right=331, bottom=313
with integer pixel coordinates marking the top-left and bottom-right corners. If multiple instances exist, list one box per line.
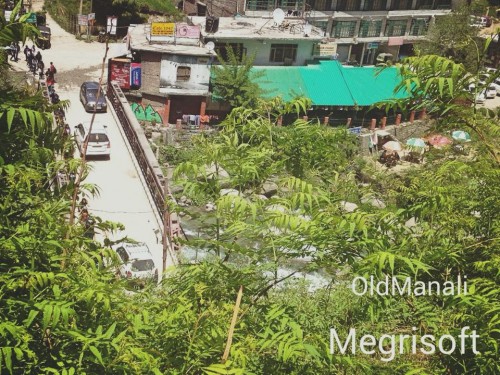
left=151, top=22, right=175, bottom=36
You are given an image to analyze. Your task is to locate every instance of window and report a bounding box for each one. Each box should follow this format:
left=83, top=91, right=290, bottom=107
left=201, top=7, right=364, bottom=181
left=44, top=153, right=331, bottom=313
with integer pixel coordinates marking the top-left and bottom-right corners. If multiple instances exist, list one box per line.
left=332, top=21, right=356, bottom=38
left=176, top=66, right=191, bottom=81
left=117, top=248, right=129, bottom=262
left=385, top=20, right=407, bottom=36
left=246, top=0, right=274, bottom=10
left=417, top=0, right=433, bottom=9
left=214, top=43, right=246, bottom=62
left=307, top=0, right=332, bottom=11
left=336, top=0, right=361, bottom=11
left=410, top=18, right=429, bottom=36
left=270, top=44, right=298, bottom=63
left=435, top=0, right=451, bottom=9
left=363, top=0, right=385, bottom=11
left=359, top=20, right=382, bottom=38
left=390, top=0, right=413, bottom=10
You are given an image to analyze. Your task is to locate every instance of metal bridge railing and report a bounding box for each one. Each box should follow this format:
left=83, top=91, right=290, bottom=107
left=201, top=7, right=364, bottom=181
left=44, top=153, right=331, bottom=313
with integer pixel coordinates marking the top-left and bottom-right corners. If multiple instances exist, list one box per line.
left=107, top=82, right=183, bottom=260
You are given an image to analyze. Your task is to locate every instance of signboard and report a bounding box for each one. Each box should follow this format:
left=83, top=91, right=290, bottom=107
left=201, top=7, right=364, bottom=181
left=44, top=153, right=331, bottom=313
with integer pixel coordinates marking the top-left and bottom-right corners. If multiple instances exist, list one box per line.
left=130, top=63, right=141, bottom=89
left=313, top=43, right=337, bottom=56
left=388, top=37, right=404, bottom=46
left=4, top=10, right=12, bottom=21
left=107, top=16, right=118, bottom=35
left=367, top=42, right=379, bottom=49
left=151, top=22, right=175, bottom=37
left=348, top=126, right=362, bottom=136
left=109, top=58, right=130, bottom=90
left=78, top=14, right=88, bottom=26
left=175, top=23, right=200, bottom=39
left=88, top=13, right=95, bottom=21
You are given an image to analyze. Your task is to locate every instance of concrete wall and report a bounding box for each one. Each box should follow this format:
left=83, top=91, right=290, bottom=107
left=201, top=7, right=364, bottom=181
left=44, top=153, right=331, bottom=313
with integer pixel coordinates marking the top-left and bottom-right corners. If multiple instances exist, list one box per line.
left=140, top=51, right=162, bottom=94
left=160, top=54, right=211, bottom=87
left=233, top=39, right=316, bottom=66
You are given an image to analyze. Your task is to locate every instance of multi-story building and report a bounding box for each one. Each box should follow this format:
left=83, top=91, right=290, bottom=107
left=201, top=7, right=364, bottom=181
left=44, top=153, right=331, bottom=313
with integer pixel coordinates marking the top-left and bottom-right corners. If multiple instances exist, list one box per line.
left=182, top=0, right=467, bottom=65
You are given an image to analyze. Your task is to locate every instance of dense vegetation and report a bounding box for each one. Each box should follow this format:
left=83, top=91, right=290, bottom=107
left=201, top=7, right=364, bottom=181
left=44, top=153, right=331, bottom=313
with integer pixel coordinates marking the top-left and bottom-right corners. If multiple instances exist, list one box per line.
left=44, top=0, right=181, bottom=36
left=2, top=6, right=500, bottom=375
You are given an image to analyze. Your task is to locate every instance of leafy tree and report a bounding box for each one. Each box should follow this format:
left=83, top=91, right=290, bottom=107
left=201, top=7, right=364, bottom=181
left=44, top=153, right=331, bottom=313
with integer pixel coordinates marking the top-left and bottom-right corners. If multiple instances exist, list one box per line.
left=416, top=6, right=486, bottom=71
left=211, top=46, right=264, bottom=110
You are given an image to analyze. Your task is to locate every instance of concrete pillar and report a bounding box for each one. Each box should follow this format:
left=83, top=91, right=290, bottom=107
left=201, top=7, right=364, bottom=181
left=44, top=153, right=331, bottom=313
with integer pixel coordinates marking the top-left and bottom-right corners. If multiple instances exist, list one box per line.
left=370, top=118, right=376, bottom=130
left=346, top=117, right=352, bottom=127
left=409, top=110, right=415, bottom=124
left=381, top=116, right=387, bottom=129
left=419, top=108, right=426, bottom=120
left=395, top=113, right=402, bottom=126
left=323, top=116, right=329, bottom=125
left=176, top=119, right=182, bottom=129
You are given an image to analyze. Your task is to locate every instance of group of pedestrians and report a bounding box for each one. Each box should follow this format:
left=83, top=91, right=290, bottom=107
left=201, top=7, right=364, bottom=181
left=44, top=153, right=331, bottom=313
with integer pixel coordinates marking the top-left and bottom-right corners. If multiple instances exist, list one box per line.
left=24, top=44, right=44, bottom=77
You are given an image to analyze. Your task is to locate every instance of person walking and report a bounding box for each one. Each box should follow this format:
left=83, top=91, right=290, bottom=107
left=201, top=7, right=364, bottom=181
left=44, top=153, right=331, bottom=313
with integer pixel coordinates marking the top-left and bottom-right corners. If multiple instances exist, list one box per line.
left=9, top=42, right=16, bottom=61
left=35, top=51, right=42, bottom=63
left=49, top=62, right=57, bottom=75
left=13, top=42, right=20, bottom=61
left=31, top=44, right=36, bottom=54
left=24, top=45, right=29, bottom=61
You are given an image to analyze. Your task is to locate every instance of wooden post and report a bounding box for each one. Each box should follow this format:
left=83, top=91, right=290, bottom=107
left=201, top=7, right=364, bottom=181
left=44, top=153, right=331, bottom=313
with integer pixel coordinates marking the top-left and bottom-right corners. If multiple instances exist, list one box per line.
left=176, top=119, right=182, bottom=129
left=346, top=117, right=352, bottom=127
left=277, top=116, right=283, bottom=126
left=381, top=116, right=387, bottom=129
left=323, top=116, right=329, bottom=125
left=370, top=118, right=376, bottom=130
left=409, top=111, right=415, bottom=124
left=302, top=116, right=308, bottom=121
left=395, top=114, right=401, bottom=126
left=164, top=98, right=171, bottom=127
left=419, top=108, right=426, bottom=120
left=222, top=286, right=244, bottom=363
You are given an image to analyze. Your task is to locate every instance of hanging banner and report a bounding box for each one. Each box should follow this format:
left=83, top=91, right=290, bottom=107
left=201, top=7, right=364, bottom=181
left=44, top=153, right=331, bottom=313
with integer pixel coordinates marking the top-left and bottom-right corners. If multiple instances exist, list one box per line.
left=107, top=16, right=118, bottom=35
left=130, top=63, right=141, bottom=89
left=109, top=58, right=130, bottom=89
left=78, top=14, right=88, bottom=26
left=175, top=23, right=200, bottom=39
left=151, top=22, right=175, bottom=36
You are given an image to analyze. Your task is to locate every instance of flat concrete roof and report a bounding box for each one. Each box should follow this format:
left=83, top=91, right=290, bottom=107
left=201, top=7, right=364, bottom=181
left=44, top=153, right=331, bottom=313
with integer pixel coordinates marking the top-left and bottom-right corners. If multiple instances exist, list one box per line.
left=189, top=16, right=325, bottom=40
left=129, top=24, right=215, bottom=57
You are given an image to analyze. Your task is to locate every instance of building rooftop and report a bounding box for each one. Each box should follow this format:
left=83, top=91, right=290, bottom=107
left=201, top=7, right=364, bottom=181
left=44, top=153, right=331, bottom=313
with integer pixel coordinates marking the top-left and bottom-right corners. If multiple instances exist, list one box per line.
left=129, top=24, right=215, bottom=57
left=253, top=60, right=408, bottom=106
left=189, top=16, right=325, bottom=40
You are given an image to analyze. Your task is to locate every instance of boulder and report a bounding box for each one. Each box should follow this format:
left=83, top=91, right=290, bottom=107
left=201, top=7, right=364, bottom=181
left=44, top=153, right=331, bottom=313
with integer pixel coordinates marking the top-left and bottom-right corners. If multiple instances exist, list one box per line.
left=261, top=181, right=278, bottom=198
left=340, top=201, right=358, bottom=213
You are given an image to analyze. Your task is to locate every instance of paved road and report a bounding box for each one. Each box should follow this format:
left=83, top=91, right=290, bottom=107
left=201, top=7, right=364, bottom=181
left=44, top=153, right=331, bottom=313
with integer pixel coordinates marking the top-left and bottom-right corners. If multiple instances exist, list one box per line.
left=13, top=0, right=169, bottom=273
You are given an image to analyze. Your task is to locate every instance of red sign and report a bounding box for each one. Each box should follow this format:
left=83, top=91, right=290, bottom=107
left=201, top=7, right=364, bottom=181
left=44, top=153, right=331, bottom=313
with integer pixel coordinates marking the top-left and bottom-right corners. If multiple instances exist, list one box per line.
left=109, top=59, right=130, bottom=89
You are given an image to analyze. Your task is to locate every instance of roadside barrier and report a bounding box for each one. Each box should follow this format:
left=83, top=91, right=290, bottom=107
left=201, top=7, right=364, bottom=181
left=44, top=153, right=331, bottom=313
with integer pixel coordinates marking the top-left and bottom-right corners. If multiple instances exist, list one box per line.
left=107, top=82, right=183, bottom=260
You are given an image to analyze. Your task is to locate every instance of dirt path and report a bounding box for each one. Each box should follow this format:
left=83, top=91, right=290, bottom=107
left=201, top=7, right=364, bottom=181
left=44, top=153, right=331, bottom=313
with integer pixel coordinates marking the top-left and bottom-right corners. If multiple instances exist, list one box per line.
left=10, top=0, right=128, bottom=89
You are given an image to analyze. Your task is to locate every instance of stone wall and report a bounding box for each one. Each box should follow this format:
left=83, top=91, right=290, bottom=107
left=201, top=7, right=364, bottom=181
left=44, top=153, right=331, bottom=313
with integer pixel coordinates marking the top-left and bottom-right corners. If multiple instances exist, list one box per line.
left=358, top=120, right=433, bottom=155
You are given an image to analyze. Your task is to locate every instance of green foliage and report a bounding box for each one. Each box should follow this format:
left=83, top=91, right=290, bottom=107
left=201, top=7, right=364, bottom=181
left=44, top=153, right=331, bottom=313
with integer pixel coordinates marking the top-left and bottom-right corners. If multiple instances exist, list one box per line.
left=211, top=46, right=264, bottom=109
left=415, top=6, right=486, bottom=72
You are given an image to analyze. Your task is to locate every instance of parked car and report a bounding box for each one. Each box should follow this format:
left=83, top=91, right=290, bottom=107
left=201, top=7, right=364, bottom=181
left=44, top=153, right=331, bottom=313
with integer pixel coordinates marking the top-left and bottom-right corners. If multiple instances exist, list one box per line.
left=111, top=242, right=158, bottom=281
left=74, top=122, right=110, bottom=158
left=492, top=78, right=500, bottom=95
left=468, top=84, right=487, bottom=104
left=80, top=81, right=107, bottom=113
left=485, top=84, right=497, bottom=99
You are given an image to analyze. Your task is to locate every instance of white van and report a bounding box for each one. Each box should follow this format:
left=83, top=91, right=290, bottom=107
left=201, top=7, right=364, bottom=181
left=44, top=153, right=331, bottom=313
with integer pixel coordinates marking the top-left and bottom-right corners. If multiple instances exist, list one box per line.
left=74, top=122, right=110, bottom=158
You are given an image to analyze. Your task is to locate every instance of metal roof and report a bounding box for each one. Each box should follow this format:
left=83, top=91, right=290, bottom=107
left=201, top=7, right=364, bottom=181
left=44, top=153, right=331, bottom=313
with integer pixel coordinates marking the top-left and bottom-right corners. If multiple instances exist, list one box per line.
left=253, top=60, right=407, bottom=107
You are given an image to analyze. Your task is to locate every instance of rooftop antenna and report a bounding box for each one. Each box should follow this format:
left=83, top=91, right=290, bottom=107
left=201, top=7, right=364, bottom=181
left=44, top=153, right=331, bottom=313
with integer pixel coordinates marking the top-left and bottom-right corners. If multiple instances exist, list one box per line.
left=272, top=8, right=285, bottom=26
